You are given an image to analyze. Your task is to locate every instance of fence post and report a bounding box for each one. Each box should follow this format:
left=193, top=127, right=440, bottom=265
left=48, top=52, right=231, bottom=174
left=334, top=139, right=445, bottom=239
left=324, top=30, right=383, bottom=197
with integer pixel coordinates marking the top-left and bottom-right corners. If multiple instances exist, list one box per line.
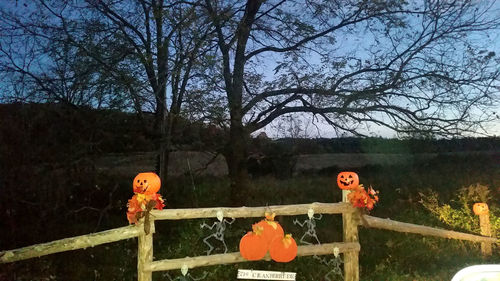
left=473, top=203, right=492, bottom=256
left=342, top=190, right=359, bottom=281
left=479, top=214, right=492, bottom=256
left=138, top=217, right=155, bottom=281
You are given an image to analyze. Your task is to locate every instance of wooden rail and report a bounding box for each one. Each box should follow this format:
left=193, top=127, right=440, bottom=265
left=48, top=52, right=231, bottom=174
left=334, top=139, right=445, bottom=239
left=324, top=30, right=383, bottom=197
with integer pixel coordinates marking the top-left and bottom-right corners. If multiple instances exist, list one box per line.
left=141, top=202, right=356, bottom=281
left=0, top=225, right=141, bottom=263
left=149, top=202, right=352, bottom=220
left=0, top=201, right=495, bottom=281
left=145, top=242, right=360, bottom=272
left=361, top=215, right=497, bottom=243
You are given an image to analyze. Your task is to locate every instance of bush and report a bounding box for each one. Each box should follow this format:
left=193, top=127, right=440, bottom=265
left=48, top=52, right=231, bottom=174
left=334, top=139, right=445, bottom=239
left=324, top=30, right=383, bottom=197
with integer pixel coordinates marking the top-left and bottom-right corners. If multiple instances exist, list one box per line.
left=419, top=183, right=499, bottom=238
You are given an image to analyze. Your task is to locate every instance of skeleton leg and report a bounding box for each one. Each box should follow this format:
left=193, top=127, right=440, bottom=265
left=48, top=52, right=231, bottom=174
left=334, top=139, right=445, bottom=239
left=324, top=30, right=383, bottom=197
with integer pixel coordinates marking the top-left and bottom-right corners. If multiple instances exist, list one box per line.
left=217, top=237, right=228, bottom=254
left=324, top=271, right=335, bottom=281
left=299, top=232, right=312, bottom=245
left=189, top=272, right=208, bottom=281
left=311, top=232, right=321, bottom=245
left=202, top=234, right=215, bottom=255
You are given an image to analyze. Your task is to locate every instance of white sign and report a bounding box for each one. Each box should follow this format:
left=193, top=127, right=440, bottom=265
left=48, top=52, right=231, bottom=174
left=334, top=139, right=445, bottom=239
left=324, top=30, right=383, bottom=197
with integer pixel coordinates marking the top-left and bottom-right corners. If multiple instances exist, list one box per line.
left=237, top=269, right=296, bottom=281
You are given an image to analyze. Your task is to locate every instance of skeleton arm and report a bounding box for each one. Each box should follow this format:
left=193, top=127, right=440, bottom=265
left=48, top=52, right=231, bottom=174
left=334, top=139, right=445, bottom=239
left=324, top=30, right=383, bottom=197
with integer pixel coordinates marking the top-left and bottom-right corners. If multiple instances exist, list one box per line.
left=200, top=221, right=218, bottom=230
left=293, top=218, right=307, bottom=227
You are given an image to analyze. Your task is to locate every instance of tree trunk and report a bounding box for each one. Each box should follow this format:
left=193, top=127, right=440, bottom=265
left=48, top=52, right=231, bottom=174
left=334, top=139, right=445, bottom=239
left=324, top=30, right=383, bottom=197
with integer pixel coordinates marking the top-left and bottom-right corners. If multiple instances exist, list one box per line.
left=154, top=0, right=170, bottom=186
left=158, top=140, right=170, bottom=185
left=224, top=1, right=263, bottom=206
left=207, top=0, right=263, bottom=206
left=155, top=85, right=169, bottom=183
left=225, top=119, right=250, bottom=206
left=159, top=109, right=180, bottom=184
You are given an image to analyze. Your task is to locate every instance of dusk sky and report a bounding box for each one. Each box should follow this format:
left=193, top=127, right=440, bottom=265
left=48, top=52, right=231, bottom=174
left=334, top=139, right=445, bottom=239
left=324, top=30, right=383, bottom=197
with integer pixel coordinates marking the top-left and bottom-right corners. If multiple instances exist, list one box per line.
left=1, top=0, right=500, bottom=138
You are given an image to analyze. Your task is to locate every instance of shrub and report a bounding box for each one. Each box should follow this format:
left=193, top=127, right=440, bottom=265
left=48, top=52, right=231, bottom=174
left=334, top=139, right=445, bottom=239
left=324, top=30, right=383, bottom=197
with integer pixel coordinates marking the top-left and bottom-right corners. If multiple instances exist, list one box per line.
left=419, top=183, right=499, bottom=238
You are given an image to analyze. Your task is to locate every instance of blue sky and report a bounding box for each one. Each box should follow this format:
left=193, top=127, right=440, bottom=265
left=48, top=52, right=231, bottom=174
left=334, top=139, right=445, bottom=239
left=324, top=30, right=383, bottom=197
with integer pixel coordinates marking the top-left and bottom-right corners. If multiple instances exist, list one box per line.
left=254, top=1, right=500, bottom=138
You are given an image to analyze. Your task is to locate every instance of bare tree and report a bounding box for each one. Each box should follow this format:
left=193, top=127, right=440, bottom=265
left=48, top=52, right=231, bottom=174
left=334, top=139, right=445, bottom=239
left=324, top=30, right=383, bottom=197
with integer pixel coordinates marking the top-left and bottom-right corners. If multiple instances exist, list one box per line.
left=203, top=0, right=500, bottom=204
left=0, top=0, right=215, bottom=182
left=0, top=8, right=127, bottom=108
left=2, top=0, right=499, bottom=205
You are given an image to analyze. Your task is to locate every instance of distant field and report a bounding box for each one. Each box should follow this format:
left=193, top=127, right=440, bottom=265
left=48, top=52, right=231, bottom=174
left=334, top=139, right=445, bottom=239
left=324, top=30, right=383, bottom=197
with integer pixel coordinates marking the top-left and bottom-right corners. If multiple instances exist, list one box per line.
left=95, top=151, right=228, bottom=177
left=94, top=151, right=498, bottom=177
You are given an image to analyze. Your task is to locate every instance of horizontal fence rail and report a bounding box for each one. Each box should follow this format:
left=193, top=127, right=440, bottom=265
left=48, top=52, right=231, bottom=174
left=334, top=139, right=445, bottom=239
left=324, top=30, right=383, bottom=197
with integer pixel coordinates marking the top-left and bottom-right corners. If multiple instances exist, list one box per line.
left=361, top=215, right=497, bottom=243
left=0, top=225, right=141, bottom=263
left=150, top=202, right=353, bottom=220
left=145, top=242, right=361, bottom=272
left=1, top=201, right=496, bottom=281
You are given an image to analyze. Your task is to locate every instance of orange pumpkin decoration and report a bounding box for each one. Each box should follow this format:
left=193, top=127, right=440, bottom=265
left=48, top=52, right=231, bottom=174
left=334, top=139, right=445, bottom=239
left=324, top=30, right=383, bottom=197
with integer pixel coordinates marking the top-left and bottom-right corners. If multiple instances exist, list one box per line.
left=337, top=172, right=359, bottom=190
left=239, top=225, right=268, bottom=261
left=133, top=172, right=161, bottom=194
left=269, top=234, right=298, bottom=262
left=473, top=203, right=489, bottom=215
left=254, top=212, right=284, bottom=246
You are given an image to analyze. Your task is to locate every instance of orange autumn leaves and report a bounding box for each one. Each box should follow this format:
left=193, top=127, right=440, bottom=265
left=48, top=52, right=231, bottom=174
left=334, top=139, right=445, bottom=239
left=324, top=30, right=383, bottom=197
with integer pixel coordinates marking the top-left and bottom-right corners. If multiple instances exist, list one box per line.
left=239, top=213, right=298, bottom=263
left=126, top=193, right=165, bottom=224
left=337, top=172, right=379, bottom=211
left=347, top=185, right=379, bottom=211
left=127, top=172, right=165, bottom=224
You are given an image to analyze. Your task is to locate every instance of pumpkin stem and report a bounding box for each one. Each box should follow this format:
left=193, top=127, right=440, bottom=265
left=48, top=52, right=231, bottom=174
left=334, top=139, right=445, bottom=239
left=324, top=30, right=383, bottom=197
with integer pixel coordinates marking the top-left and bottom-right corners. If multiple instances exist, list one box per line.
left=252, top=224, right=264, bottom=235
left=282, top=234, right=293, bottom=248
left=264, top=212, right=276, bottom=221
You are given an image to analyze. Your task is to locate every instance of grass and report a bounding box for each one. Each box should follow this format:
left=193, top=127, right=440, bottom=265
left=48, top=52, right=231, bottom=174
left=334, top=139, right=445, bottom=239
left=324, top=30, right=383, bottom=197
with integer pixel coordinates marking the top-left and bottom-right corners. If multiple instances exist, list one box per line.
left=1, top=154, right=499, bottom=280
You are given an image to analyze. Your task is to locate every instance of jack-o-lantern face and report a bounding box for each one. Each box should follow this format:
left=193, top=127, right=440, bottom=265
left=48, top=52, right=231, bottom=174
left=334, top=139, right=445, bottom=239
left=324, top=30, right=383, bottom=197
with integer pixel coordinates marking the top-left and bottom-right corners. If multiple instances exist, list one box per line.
left=337, top=172, right=359, bottom=190
left=133, top=172, right=161, bottom=194
left=473, top=203, right=489, bottom=215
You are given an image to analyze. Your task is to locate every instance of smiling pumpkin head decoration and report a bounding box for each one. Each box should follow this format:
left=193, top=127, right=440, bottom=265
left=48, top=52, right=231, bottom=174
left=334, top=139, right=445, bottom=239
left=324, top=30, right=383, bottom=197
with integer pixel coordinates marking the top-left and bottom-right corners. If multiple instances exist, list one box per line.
left=473, top=203, right=489, bottom=215
left=133, top=172, right=161, bottom=195
left=128, top=172, right=165, bottom=229
left=337, top=171, right=359, bottom=190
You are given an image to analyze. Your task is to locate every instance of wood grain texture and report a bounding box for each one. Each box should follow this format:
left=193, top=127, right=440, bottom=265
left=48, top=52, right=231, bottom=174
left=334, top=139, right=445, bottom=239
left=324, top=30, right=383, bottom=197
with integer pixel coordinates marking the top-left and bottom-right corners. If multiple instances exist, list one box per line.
left=150, top=202, right=352, bottom=220
left=342, top=190, right=359, bottom=281
left=144, top=242, right=360, bottom=272
left=0, top=225, right=141, bottom=263
left=138, top=219, right=154, bottom=281
left=361, top=215, right=497, bottom=243
left=478, top=213, right=493, bottom=256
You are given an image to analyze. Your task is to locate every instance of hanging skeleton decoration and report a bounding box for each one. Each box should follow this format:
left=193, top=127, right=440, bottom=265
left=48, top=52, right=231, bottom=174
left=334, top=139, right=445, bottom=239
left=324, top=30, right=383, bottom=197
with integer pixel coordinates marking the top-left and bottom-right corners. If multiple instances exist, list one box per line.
left=314, top=247, right=344, bottom=281
left=293, top=208, right=322, bottom=245
left=294, top=209, right=342, bottom=280
left=200, top=210, right=235, bottom=255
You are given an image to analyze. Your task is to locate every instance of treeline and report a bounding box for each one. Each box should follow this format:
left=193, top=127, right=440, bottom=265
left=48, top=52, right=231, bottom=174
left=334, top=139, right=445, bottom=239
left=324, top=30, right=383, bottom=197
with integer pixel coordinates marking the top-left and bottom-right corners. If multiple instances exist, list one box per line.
left=1, top=103, right=498, bottom=167
left=0, top=103, right=224, bottom=165
left=266, top=137, right=500, bottom=155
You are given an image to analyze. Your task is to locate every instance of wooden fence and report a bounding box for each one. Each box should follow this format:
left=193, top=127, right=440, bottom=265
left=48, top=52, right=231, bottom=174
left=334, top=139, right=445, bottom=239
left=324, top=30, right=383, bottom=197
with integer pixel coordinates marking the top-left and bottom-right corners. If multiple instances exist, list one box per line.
left=0, top=201, right=497, bottom=281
